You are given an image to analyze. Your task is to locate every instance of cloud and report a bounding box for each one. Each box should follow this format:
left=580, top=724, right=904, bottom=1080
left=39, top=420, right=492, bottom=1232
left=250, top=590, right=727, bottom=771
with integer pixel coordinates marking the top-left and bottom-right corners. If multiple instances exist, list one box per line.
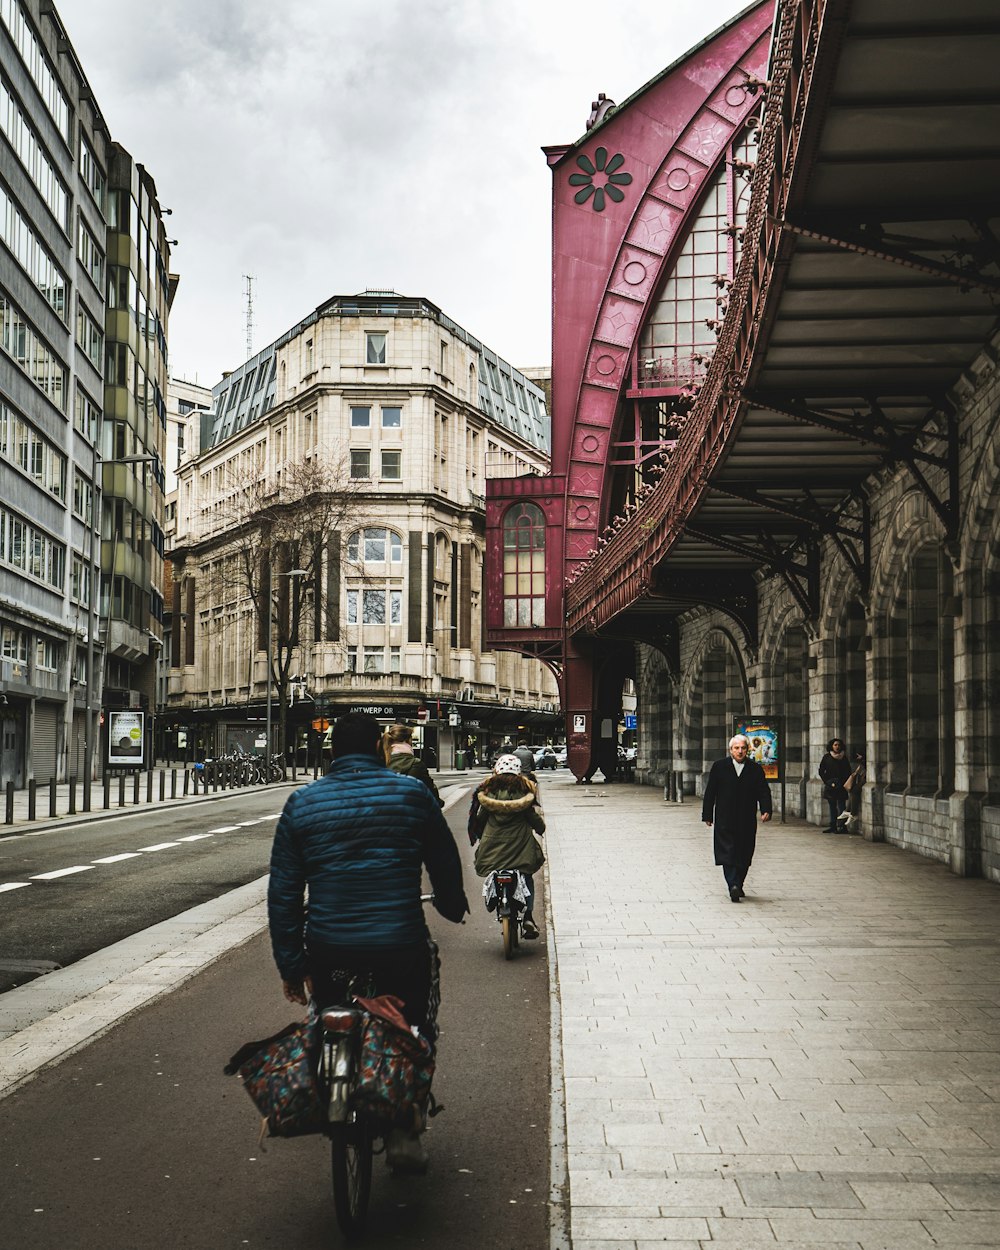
left=56, top=0, right=746, bottom=382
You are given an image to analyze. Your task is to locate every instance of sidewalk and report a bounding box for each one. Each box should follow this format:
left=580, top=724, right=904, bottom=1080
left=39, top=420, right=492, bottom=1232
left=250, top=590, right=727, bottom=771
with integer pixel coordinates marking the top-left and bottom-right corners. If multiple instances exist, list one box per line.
left=3, top=773, right=999, bottom=1247
left=542, top=779, right=1000, bottom=1249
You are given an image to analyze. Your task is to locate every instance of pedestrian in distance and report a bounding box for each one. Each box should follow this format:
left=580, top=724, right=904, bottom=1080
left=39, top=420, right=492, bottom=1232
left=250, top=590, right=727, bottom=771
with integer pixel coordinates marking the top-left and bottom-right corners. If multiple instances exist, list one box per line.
left=702, top=733, right=773, bottom=902
left=267, top=711, right=469, bottom=1173
left=382, top=721, right=443, bottom=806
left=468, top=754, right=545, bottom=939
left=836, top=751, right=866, bottom=833
left=818, top=737, right=852, bottom=832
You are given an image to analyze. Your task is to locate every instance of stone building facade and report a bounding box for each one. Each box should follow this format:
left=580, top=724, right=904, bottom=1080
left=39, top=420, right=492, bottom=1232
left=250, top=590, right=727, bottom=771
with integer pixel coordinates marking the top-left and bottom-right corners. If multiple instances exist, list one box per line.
left=167, top=291, right=560, bottom=766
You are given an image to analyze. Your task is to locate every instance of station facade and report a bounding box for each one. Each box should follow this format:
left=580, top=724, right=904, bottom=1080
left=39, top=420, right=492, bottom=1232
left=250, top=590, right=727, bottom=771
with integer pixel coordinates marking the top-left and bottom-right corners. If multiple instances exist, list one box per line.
left=485, top=0, right=1000, bottom=880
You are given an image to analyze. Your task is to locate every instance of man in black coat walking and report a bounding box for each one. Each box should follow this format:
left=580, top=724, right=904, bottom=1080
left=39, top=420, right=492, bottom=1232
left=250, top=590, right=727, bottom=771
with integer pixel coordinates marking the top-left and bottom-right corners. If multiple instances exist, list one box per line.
left=702, top=733, right=773, bottom=902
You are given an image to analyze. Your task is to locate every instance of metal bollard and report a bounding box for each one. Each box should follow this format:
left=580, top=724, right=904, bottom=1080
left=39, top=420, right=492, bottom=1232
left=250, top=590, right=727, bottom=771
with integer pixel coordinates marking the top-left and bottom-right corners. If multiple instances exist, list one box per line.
left=133, top=772, right=140, bottom=804
left=4, top=781, right=12, bottom=824
left=68, top=776, right=77, bottom=815
left=171, top=768, right=177, bottom=799
left=103, top=775, right=111, bottom=809
left=28, top=779, right=36, bottom=821
left=147, top=769, right=154, bottom=803
left=118, top=775, right=126, bottom=807
left=183, top=768, right=190, bottom=796
left=159, top=770, right=165, bottom=801
left=49, top=776, right=56, bottom=817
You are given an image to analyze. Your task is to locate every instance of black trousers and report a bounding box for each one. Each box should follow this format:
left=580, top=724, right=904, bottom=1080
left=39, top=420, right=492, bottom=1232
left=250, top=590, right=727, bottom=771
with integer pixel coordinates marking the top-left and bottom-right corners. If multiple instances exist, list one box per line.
left=307, top=937, right=441, bottom=1044
left=722, top=863, right=748, bottom=891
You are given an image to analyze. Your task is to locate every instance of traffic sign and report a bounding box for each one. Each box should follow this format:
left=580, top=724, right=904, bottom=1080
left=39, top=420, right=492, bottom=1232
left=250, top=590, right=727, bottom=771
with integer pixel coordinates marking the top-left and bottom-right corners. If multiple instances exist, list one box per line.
left=311, top=717, right=330, bottom=731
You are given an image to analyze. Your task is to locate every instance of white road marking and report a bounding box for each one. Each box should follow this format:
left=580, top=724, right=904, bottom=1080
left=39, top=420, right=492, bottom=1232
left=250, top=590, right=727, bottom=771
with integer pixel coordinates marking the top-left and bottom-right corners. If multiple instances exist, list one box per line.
left=0, top=881, right=31, bottom=892
left=135, top=842, right=180, bottom=852
left=92, top=853, right=143, bottom=864
left=177, top=834, right=213, bottom=842
left=32, top=866, right=96, bottom=880
left=206, top=826, right=241, bottom=833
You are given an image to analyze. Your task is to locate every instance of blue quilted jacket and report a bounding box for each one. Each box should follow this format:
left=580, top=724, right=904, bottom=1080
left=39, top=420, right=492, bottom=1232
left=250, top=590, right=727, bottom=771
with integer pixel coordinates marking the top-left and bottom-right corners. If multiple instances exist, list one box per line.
left=268, top=754, right=469, bottom=981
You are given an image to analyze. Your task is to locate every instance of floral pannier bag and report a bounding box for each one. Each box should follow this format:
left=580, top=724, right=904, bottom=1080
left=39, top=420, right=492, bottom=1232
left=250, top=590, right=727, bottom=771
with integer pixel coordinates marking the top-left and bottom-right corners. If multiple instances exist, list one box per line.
left=352, top=994, right=435, bottom=1129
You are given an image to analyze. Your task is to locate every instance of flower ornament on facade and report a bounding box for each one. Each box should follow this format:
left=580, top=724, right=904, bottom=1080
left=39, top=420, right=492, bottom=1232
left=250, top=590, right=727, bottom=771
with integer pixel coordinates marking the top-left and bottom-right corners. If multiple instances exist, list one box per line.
left=568, top=147, right=633, bottom=212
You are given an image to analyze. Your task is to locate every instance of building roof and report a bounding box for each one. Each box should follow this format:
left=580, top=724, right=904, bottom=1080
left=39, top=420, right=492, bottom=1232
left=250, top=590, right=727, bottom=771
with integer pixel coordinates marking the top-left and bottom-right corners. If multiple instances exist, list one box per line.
left=202, top=291, right=549, bottom=455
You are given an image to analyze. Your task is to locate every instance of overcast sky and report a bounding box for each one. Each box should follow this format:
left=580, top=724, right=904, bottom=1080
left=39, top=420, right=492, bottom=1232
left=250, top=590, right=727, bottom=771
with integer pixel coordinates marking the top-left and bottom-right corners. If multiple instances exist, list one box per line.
left=56, top=0, right=744, bottom=388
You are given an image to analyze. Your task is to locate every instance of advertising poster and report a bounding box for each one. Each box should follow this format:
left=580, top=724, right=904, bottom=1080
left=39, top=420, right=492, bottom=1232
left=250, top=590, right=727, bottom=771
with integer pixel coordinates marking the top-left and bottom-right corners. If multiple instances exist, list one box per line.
left=734, top=716, right=780, bottom=781
left=108, top=709, right=145, bottom=766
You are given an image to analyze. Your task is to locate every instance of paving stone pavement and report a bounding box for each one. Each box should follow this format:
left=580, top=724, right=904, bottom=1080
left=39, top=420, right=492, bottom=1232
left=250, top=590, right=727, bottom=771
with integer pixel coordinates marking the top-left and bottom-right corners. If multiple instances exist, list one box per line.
left=540, top=777, right=1000, bottom=1249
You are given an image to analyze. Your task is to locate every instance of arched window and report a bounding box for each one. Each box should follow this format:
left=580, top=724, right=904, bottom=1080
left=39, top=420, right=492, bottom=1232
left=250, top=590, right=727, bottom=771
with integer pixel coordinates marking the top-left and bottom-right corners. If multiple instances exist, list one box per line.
left=503, top=502, right=545, bottom=627
left=346, top=527, right=403, bottom=564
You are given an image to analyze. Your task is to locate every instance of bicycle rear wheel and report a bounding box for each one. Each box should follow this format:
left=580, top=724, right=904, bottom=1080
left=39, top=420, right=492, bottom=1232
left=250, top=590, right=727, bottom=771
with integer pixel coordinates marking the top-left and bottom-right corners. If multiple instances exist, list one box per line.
left=502, top=914, right=515, bottom=960
left=330, top=1114, right=374, bottom=1239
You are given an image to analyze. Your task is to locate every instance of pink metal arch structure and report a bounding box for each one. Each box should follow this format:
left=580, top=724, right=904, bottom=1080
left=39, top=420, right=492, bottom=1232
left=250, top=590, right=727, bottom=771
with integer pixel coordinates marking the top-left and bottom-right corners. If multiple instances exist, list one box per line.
left=486, top=2, right=775, bottom=778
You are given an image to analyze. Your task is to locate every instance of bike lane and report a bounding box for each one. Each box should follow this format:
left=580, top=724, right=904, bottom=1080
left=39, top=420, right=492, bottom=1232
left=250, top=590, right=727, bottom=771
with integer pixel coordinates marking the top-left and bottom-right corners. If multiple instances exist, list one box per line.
left=0, top=787, right=551, bottom=1250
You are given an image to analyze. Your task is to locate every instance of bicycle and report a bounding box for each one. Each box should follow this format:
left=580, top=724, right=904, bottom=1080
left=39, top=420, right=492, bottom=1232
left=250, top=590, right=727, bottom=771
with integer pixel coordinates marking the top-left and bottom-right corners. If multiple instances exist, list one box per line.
left=488, top=869, right=525, bottom=960
left=318, top=895, right=437, bottom=1237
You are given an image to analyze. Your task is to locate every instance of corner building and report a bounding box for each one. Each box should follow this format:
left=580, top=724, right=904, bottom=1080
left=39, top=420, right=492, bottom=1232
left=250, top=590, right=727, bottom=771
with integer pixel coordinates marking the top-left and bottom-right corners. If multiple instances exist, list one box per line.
left=167, top=291, right=560, bottom=764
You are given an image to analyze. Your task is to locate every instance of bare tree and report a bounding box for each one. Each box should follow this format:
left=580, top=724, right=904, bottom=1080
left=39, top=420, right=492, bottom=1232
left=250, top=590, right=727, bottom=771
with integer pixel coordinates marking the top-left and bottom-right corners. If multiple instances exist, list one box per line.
left=203, top=452, right=368, bottom=768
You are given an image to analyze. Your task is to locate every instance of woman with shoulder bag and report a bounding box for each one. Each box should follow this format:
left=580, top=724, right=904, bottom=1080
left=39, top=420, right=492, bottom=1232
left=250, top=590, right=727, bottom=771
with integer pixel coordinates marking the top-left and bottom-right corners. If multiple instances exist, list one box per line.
left=468, top=754, right=545, bottom=939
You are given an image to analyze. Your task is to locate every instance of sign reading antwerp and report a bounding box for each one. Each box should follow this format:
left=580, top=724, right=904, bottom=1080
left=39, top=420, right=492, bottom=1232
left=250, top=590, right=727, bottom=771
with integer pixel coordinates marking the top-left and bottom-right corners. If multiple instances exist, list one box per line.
left=108, top=709, right=145, bottom=766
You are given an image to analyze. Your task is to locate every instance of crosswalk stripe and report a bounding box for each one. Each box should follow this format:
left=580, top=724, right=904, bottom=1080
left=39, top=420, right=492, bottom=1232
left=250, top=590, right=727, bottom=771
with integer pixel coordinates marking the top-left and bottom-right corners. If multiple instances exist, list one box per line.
left=135, top=842, right=180, bottom=852
left=0, top=881, right=31, bottom=892
left=92, top=853, right=143, bottom=864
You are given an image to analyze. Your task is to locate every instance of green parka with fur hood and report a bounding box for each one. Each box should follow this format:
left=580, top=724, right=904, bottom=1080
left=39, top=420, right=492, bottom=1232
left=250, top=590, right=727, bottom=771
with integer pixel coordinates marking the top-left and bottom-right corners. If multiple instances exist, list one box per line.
left=469, top=773, right=545, bottom=877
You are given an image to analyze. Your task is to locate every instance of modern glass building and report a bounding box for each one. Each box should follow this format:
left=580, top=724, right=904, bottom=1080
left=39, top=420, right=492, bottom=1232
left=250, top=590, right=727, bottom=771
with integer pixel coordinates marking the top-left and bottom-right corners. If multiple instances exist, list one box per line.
left=0, top=0, right=172, bottom=789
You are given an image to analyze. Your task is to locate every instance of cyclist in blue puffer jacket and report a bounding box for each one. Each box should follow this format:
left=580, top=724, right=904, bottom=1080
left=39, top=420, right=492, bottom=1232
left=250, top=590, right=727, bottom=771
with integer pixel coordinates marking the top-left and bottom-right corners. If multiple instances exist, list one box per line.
left=267, top=711, right=469, bottom=1172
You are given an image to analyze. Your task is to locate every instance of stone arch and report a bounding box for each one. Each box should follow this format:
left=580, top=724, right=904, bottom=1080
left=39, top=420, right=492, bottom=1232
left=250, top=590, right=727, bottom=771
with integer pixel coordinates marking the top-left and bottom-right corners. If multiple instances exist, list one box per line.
left=635, top=641, right=676, bottom=783
left=679, top=624, right=749, bottom=794
left=960, top=403, right=1000, bottom=797
left=756, top=592, right=811, bottom=814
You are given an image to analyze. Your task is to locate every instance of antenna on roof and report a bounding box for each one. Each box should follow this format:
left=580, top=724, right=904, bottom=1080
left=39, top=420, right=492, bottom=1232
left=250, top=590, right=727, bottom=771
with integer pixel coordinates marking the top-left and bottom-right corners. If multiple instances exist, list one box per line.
left=243, top=274, right=255, bottom=359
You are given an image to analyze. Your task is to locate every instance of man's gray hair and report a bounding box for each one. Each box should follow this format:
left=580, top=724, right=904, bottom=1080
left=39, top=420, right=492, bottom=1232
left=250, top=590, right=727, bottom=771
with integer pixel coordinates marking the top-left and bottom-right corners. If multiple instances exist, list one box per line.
left=729, top=733, right=750, bottom=749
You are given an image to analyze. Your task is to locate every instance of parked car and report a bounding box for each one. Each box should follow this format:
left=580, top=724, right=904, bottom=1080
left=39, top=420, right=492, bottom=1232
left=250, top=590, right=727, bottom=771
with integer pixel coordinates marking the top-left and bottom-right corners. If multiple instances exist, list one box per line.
left=532, top=745, right=559, bottom=770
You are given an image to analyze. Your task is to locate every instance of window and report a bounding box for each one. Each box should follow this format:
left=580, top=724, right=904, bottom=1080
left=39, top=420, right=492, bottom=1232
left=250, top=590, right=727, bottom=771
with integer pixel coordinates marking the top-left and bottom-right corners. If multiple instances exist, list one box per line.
left=347, top=646, right=357, bottom=672
left=366, top=332, right=386, bottom=364
left=347, top=528, right=403, bottom=564
left=390, top=645, right=401, bottom=673
left=350, top=406, right=371, bottom=428
left=77, top=218, right=104, bottom=289
left=0, top=180, right=67, bottom=319
left=381, top=406, right=401, bottom=428
left=440, top=341, right=448, bottom=376
left=350, top=450, right=370, bottom=478
left=76, top=302, right=103, bottom=368
left=73, top=471, right=93, bottom=522
left=35, top=637, right=58, bottom=671
left=79, top=133, right=105, bottom=210
left=347, top=589, right=358, bottom=623
left=0, top=292, right=67, bottom=410
left=364, top=646, right=383, bottom=673
left=502, top=372, right=515, bottom=403
left=1, top=624, right=28, bottom=662
left=304, top=338, right=314, bottom=373
left=502, top=501, right=545, bottom=627
left=390, top=590, right=402, bottom=624
left=362, top=590, right=386, bottom=624
left=381, top=450, right=401, bottom=480
left=0, top=76, right=69, bottom=227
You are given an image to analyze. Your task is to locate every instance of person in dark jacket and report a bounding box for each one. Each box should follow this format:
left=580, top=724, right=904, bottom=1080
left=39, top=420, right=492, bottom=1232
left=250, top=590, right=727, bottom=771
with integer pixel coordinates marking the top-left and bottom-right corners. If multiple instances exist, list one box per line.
left=818, top=737, right=852, bottom=832
left=382, top=722, right=442, bottom=805
left=468, top=754, right=545, bottom=939
left=268, top=711, right=469, bottom=1173
left=702, top=734, right=772, bottom=902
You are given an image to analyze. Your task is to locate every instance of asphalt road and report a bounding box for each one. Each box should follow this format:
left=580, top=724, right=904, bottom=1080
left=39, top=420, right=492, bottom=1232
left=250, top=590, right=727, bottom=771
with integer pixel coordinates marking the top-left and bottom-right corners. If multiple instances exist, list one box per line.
left=0, top=787, right=293, bottom=993
left=0, top=788, right=552, bottom=1249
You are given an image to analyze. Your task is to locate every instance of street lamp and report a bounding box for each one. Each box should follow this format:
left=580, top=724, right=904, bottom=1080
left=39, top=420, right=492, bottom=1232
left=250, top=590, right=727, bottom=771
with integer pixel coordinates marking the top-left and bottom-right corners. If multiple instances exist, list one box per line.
left=265, top=566, right=309, bottom=771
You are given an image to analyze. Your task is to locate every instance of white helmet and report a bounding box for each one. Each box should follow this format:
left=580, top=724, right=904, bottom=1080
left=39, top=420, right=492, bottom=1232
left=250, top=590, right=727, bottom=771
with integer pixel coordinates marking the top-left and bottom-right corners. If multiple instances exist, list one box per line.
left=493, top=753, right=522, bottom=776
